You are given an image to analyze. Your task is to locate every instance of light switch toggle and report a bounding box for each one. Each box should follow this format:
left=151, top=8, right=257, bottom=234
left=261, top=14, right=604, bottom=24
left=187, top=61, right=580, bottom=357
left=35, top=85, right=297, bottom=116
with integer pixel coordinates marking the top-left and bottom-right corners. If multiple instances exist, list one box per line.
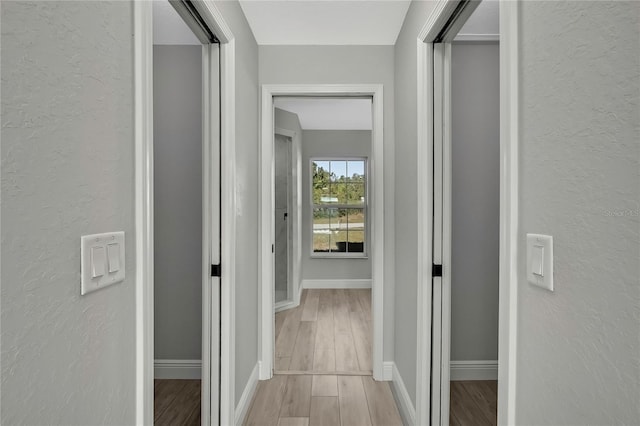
left=531, top=245, right=544, bottom=276
left=526, top=234, right=553, bottom=291
left=91, top=246, right=106, bottom=278
left=107, top=243, right=121, bottom=273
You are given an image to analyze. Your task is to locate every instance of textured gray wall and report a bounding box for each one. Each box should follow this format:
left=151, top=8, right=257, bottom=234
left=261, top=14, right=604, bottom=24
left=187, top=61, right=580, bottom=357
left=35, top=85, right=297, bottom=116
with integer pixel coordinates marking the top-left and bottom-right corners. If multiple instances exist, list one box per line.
left=153, top=45, right=202, bottom=361
left=260, top=45, right=396, bottom=362
left=517, top=2, right=639, bottom=424
left=1, top=2, right=136, bottom=424
left=301, top=130, right=372, bottom=280
left=214, top=0, right=261, bottom=407
left=392, top=1, right=438, bottom=406
left=450, top=42, right=500, bottom=362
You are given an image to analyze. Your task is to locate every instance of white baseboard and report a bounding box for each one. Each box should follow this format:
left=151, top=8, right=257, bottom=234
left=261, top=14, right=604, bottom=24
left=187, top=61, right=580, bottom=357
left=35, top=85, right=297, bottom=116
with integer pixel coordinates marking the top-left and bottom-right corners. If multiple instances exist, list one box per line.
left=302, top=279, right=372, bottom=289
left=274, top=300, right=298, bottom=313
left=391, top=363, right=416, bottom=426
left=154, top=359, right=201, bottom=379
left=450, top=360, right=498, bottom=381
left=235, top=363, right=259, bottom=425
left=382, top=361, right=393, bottom=381
left=297, top=280, right=304, bottom=302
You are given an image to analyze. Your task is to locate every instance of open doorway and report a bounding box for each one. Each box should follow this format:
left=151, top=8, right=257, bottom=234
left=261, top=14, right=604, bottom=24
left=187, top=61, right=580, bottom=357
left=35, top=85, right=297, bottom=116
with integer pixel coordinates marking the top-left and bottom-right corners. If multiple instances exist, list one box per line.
left=245, top=87, right=400, bottom=425
left=151, top=1, right=220, bottom=424
left=271, top=98, right=373, bottom=376
left=419, top=1, right=502, bottom=425
left=448, top=22, right=500, bottom=426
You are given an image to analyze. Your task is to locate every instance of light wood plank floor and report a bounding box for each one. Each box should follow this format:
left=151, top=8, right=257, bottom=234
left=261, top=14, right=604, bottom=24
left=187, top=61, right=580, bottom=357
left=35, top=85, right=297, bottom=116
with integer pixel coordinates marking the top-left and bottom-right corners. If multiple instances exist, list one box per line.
left=275, top=289, right=372, bottom=374
left=450, top=380, right=497, bottom=426
left=154, top=379, right=201, bottom=426
left=244, top=374, right=402, bottom=426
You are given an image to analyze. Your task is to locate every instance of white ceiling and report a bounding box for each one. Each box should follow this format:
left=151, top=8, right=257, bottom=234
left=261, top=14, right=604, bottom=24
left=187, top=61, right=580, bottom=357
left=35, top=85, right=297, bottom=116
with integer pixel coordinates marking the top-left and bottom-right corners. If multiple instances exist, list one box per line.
left=153, top=0, right=499, bottom=46
left=153, top=0, right=200, bottom=45
left=274, top=98, right=372, bottom=130
left=239, top=1, right=411, bottom=45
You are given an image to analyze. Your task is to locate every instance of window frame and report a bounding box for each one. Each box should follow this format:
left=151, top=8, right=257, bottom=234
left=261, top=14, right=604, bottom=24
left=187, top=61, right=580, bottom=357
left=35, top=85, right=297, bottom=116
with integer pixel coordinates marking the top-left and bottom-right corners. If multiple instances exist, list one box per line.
left=309, top=156, right=369, bottom=259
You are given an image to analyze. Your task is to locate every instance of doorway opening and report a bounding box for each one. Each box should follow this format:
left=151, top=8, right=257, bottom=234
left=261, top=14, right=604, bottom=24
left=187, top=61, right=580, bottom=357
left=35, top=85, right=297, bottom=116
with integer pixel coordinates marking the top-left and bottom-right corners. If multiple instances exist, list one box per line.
left=136, top=0, right=236, bottom=423
left=271, top=98, right=373, bottom=376
left=258, top=85, right=387, bottom=384
left=245, top=87, right=401, bottom=426
left=149, top=1, right=221, bottom=424
left=416, top=1, right=508, bottom=425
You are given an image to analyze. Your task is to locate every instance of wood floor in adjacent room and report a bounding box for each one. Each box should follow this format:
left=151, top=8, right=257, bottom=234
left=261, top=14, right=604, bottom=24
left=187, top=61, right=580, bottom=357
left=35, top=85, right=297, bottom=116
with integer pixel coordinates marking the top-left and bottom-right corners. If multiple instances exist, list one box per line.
left=275, top=288, right=372, bottom=373
left=450, top=380, right=498, bottom=426
left=154, top=379, right=200, bottom=426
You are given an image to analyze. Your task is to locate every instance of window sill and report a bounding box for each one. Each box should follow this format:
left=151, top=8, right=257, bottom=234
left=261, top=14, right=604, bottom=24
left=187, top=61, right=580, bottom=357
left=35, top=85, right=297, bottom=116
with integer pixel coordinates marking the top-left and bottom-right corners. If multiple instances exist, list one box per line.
left=310, top=254, right=369, bottom=259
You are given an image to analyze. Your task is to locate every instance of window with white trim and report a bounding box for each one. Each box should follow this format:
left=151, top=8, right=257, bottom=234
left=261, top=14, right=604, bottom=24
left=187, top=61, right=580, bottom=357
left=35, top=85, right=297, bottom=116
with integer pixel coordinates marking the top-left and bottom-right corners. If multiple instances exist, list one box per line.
left=311, top=158, right=367, bottom=257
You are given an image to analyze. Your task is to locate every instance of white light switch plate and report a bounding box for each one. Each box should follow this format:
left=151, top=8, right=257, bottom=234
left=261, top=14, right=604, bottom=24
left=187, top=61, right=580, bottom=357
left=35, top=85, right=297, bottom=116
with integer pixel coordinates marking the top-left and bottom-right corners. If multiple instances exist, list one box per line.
left=526, top=233, right=553, bottom=291
left=81, top=232, right=125, bottom=295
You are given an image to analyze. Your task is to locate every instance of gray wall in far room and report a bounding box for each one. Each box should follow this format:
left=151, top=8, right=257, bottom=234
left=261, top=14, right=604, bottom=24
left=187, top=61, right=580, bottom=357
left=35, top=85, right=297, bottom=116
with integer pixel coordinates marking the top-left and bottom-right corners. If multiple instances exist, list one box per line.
left=450, top=42, right=500, bottom=362
left=301, top=130, right=372, bottom=280
left=153, top=45, right=202, bottom=361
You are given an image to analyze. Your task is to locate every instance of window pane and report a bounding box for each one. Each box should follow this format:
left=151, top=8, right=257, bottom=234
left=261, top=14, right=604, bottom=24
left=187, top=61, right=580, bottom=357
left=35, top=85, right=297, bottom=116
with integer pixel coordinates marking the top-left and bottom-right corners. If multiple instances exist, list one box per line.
left=312, top=161, right=332, bottom=204
left=334, top=209, right=365, bottom=253
left=313, top=208, right=337, bottom=252
left=347, top=161, right=365, bottom=181
left=332, top=182, right=365, bottom=205
left=347, top=183, right=365, bottom=204
left=347, top=209, right=365, bottom=253
left=330, top=161, right=347, bottom=182
left=331, top=208, right=348, bottom=252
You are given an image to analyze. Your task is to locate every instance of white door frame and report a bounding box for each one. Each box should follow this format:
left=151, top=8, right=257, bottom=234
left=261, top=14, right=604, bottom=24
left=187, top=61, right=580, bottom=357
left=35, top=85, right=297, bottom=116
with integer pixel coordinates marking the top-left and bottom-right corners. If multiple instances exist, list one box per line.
left=416, top=1, right=519, bottom=425
left=134, top=2, right=237, bottom=425
left=259, top=85, right=386, bottom=381
left=273, top=127, right=303, bottom=313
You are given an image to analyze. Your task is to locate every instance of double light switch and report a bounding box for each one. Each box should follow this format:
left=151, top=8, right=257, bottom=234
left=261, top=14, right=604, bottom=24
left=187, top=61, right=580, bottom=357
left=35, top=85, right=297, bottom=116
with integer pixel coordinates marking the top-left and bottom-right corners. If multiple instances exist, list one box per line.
left=81, top=232, right=125, bottom=295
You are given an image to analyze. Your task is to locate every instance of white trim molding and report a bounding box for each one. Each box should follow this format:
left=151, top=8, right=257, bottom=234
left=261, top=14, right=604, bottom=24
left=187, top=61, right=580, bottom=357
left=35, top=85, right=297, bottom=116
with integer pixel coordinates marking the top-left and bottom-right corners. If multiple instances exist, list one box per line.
left=382, top=361, right=394, bottom=381
left=391, top=363, right=416, bottom=426
left=302, top=279, right=372, bottom=289
left=260, top=84, right=386, bottom=382
left=415, top=35, right=434, bottom=426
left=134, top=1, right=154, bottom=424
left=498, top=1, right=519, bottom=425
left=219, top=37, right=237, bottom=426
left=154, top=360, right=202, bottom=380
left=235, top=363, right=259, bottom=426
left=450, top=360, right=499, bottom=381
